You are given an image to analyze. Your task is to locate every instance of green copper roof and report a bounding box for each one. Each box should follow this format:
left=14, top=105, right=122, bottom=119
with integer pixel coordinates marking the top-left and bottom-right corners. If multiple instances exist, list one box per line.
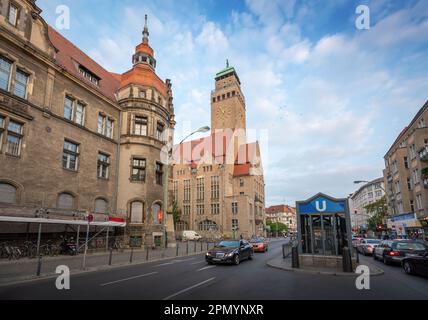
left=215, top=59, right=240, bottom=83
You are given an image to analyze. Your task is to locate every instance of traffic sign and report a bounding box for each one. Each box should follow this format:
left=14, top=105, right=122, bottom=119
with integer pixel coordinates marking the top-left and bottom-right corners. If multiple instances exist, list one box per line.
left=87, top=214, right=94, bottom=223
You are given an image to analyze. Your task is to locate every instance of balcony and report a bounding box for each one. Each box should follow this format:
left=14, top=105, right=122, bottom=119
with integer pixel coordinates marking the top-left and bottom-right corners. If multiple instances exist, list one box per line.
left=419, top=146, right=428, bottom=161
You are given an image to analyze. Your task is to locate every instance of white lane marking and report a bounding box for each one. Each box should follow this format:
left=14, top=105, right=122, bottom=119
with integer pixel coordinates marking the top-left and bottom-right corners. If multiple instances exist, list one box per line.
left=154, top=262, right=176, bottom=267
left=162, top=277, right=216, bottom=300
left=100, top=272, right=158, bottom=286
left=174, top=258, right=195, bottom=262
left=190, top=261, right=206, bottom=265
left=197, top=265, right=216, bottom=272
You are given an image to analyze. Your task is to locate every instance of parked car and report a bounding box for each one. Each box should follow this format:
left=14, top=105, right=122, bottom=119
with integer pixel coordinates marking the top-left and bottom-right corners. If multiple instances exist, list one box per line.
left=402, top=251, right=428, bottom=277
left=357, top=239, right=381, bottom=256
left=182, top=230, right=202, bottom=241
left=205, top=240, right=253, bottom=265
left=373, top=240, right=427, bottom=265
left=250, top=238, right=269, bottom=252
left=352, top=237, right=363, bottom=248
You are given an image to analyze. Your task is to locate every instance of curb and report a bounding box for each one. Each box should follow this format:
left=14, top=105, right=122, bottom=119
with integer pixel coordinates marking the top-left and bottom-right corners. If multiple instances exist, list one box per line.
left=266, top=258, right=385, bottom=277
left=0, top=251, right=206, bottom=288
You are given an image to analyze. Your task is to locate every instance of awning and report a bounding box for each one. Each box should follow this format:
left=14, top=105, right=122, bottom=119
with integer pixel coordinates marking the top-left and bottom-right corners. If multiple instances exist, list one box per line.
left=0, top=216, right=126, bottom=227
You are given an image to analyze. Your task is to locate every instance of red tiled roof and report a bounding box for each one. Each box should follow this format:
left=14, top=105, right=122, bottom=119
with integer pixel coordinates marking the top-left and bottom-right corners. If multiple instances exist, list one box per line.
left=265, top=205, right=296, bottom=214
left=47, top=26, right=120, bottom=102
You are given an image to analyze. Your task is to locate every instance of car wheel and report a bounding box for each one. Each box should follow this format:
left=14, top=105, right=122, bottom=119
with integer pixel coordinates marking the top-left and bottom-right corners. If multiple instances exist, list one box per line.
left=233, top=254, right=240, bottom=265
left=403, top=261, right=414, bottom=275
left=383, top=255, right=390, bottom=265
left=207, top=260, right=213, bottom=265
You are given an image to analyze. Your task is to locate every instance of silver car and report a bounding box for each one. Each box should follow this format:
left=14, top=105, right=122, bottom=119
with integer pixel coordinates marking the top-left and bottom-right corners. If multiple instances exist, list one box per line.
left=357, top=239, right=381, bottom=256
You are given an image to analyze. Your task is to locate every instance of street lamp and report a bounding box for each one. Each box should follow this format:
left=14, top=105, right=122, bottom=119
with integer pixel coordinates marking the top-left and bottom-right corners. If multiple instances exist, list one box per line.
left=162, top=126, right=210, bottom=248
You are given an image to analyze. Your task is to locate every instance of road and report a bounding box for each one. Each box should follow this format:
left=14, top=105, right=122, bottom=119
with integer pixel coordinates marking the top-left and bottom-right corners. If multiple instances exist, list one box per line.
left=0, top=240, right=427, bottom=300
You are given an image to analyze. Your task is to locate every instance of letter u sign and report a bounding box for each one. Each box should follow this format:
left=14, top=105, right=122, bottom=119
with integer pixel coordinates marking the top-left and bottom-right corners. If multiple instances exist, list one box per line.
left=315, top=200, right=327, bottom=212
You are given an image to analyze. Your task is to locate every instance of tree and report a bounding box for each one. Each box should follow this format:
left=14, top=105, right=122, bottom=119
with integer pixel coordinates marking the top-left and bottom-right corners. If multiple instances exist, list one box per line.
left=266, top=220, right=289, bottom=233
left=172, top=200, right=181, bottom=229
left=364, top=196, right=387, bottom=232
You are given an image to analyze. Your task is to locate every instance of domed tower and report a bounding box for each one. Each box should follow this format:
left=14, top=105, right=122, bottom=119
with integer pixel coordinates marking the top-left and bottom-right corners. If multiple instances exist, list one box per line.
left=116, top=15, right=175, bottom=247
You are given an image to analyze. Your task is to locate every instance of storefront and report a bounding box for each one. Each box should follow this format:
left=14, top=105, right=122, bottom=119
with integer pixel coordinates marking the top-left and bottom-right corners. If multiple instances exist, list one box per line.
left=387, top=212, right=423, bottom=238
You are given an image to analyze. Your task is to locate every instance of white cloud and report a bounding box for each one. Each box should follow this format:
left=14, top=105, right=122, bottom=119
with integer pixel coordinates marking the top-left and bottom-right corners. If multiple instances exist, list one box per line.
left=195, top=22, right=229, bottom=52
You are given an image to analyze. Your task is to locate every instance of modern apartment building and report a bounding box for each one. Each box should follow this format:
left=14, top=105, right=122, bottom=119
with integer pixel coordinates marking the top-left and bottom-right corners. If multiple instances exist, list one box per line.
left=350, top=178, right=385, bottom=230
left=383, top=100, right=428, bottom=237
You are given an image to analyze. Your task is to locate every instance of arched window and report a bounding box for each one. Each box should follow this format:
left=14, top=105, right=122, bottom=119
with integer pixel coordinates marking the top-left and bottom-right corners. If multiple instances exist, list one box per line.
left=57, top=193, right=75, bottom=209
left=0, top=183, right=17, bottom=204
left=198, top=220, right=218, bottom=231
left=175, top=221, right=188, bottom=231
left=152, top=203, right=162, bottom=224
left=95, top=198, right=108, bottom=214
left=130, top=201, right=144, bottom=223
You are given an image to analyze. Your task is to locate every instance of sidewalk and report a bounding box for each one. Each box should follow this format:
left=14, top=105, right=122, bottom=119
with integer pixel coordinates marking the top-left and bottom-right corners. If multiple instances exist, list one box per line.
left=266, top=254, right=384, bottom=277
left=0, top=240, right=214, bottom=286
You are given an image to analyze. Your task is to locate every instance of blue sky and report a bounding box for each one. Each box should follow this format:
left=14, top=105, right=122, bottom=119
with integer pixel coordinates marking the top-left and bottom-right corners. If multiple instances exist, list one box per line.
left=37, top=0, right=428, bottom=206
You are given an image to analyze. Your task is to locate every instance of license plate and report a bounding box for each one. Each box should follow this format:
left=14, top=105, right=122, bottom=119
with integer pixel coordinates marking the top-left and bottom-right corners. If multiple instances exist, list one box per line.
left=213, top=258, right=221, bottom=262
left=406, top=253, right=418, bottom=257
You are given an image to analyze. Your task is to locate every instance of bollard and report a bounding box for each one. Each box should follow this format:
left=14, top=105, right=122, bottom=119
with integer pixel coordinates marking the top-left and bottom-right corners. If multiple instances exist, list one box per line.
left=200, top=241, right=203, bottom=252
left=36, top=254, right=42, bottom=276
left=176, top=242, right=179, bottom=256
left=194, top=241, right=196, bottom=253
left=282, top=244, right=286, bottom=258
left=291, top=246, right=299, bottom=268
left=342, top=247, right=353, bottom=272
left=355, top=247, right=360, bottom=263
left=186, top=241, right=189, bottom=255
left=129, top=247, right=134, bottom=264
left=108, top=248, right=113, bottom=266
left=146, top=246, right=149, bottom=260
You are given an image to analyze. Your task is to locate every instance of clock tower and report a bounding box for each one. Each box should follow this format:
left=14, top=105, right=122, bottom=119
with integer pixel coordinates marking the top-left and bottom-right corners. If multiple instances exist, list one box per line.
left=211, top=60, right=246, bottom=132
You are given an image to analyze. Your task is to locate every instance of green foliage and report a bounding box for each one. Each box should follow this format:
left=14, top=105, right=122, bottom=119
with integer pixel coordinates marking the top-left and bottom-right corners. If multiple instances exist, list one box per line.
left=364, top=196, right=387, bottom=231
left=422, top=167, right=428, bottom=177
left=266, top=220, right=289, bottom=233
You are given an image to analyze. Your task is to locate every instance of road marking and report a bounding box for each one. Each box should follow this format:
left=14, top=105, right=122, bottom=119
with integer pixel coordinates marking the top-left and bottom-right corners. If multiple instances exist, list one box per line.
left=154, top=262, right=176, bottom=267
left=190, top=261, right=206, bottom=265
left=174, top=258, right=195, bottom=262
left=162, top=277, right=216, bottom=300
left=197, top=265, right=216, bottom=272
left=100, top=272, right=158, bottom=286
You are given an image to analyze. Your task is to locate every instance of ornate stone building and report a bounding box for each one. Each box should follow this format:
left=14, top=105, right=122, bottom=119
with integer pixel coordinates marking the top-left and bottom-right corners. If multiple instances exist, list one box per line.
left=0, top=0, right=174, bottom=246
left=171, top=63, right=266, bottom=239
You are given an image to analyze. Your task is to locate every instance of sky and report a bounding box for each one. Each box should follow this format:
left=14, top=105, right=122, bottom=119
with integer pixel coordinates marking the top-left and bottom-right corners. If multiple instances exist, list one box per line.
left=37, top=0, right=428, bottom=206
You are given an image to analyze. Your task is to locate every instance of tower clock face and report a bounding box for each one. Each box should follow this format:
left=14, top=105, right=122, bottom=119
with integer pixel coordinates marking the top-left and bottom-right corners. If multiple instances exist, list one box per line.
left=216, top=106, right=232, bottom=119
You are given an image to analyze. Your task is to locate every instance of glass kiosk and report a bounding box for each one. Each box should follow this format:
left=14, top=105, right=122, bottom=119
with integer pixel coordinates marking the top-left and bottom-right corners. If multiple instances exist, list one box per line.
left=297, top=193, right=353, bottom=256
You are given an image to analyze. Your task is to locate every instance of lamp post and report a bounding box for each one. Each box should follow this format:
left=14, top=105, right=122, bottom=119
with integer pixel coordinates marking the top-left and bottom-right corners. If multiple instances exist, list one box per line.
left=162, top=126, right=210, bottom=248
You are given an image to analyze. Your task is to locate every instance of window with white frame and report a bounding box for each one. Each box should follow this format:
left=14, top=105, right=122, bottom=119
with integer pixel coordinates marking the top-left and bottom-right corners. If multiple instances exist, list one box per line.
left=173, top=181, right=178, bottom=202
left=6, top=120, right=23, bottom=156
left=232, top=202, right=238, bottom=215
left=131, top=158, right=146, bottom=182
left=62, top=140, right=79, bottom=171
left=0, top=57, right=12, bottom=91
left=183, top=204, right=190, bottom=216
left=197, top=177, right=204, bottom=201
left=8, top=3, right=18, bottom=26
left=232, top=219, right=238, bottom=229
left=0, top=115, right=4, bottom=151
left=64, top=96, right=85, bottom=125
left=412, top=169, right=419, bottom=185
left=184, top=179, right=191, bottom=202
left=211, top=176, right=219, bottom=199
left=98, top=114, right=113, bottom=138
left=197, top=204, right=204, bottom=215
left=13, top=69, right=29, bottom=99
left=134, top=116, right=147, bottom=136
left=156, top=122, right=165, bottom=141
left=105, top=118, right=113, bottom=138
left=394, top=181, right=401, bottom=193
left=211, top=203, right=220, bottom=215
left=97, top=152, right=110, bottom=179
left=409, top=144, right=416, bottom=159
left=416, top=194, right=423, bottom=210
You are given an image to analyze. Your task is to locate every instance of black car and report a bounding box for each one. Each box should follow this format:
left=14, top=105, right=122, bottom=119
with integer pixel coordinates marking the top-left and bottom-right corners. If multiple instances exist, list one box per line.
left=373, top=240, right=427, bottom=265
left=402, top=251, right=428, bottom=277
left=205, top=240, right=253, bottom=265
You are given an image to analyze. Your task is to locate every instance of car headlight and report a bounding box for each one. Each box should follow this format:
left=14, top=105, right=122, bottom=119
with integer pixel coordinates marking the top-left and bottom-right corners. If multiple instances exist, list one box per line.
left=226, top=252, right=235, bottom=257
left=206, top=252, right=211, bottom=256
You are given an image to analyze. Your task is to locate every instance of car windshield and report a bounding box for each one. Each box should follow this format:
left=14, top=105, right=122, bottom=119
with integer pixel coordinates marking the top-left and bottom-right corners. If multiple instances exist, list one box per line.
left=395, top=242, right=427, bottom=250
left=250, top=239, right=262, bottom=243
left=216, top=241, right=240, bottom=248
left=366, top=240, right=381, bottom=244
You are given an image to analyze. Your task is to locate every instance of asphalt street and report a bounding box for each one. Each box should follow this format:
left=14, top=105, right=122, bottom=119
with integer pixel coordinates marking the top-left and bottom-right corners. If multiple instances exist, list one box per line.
left=0, top=240, right=427, bottom=300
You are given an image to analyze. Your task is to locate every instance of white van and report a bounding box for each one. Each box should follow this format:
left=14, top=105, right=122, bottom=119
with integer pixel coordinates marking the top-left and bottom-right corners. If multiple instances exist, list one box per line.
left=183, top=230, right=202, bottom=241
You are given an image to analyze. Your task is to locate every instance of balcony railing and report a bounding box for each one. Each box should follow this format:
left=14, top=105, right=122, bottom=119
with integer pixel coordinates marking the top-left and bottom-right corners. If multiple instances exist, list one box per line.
left=419, top=146, right=428, bottom=161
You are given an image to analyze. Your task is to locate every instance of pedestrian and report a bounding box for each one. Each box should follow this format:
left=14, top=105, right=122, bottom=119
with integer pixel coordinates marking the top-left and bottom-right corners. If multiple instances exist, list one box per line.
left=240, top=234, right=243, bottom=240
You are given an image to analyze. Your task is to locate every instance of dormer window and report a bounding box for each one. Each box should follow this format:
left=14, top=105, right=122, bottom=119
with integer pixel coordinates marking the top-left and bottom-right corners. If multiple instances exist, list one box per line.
left=139, top=90, right=146, bottom=99
left=8, top=3, right=19, bottom=27
left=78, top=65, right=100, bottom=86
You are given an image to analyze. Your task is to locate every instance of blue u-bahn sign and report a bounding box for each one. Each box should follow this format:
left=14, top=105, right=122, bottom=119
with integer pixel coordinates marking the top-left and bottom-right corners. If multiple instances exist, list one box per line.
left=297, top=193, right=346, bottom=215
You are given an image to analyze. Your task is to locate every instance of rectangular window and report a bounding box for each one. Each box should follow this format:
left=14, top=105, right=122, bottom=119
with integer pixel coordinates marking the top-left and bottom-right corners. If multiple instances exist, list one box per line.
left=13, top=69, right=29, bottom=99
left=156, top=122, right=164, bottom=141
left=407, top=178, right=412, bottom=190
left=8, top=3, right=18, bottom=26
left=232, top=202, right=238, bottom=215
left=409, top=144, right=416, bottom=159
left=134, top=116, right=147, bottom=136
left=410, top=200, right=415, bottom=213
left=75, top=102, right=85, bottom=125
left=139, top=90, right=146, bottom=98
left=211, top=203, right=220, bottom=215
left=240, top=178, right=244, bottom=187
left=197, top=177, right=204, bottom=201
left=0, top=57, right=12, bottom=91
left=211, top=176, right=219, bottom=200
left=131, top=158, right=146, bottom=182
left=106, top=118, right=113, bottom=138
left=413, top=169, right=419, bottom=185
left=183, top=205, right=190, bottom=216
left=155, top=162, right=163, bottom=185
left=184, top=179, right=191, bottom=202
left=97, top=152, right=110, bottom=179
left=173, top=181, right=178, bottom=202
left=63, top=140, right=79, bottom=171
left=98, top=114, right=105, bottom=135
left=6, top=120, right=23, bottom=156
left=404, top=157, right=408, bottom=169
left=0, top=115, right=4, bottom=151
left=64, top=96, right=73, bottom=120
left=416, top=194, right=423, bottom=210
left=232, top=219, right=238, bottom=229
left=197, top=204, right=204, bottom=215
left=375, top=190, right=382, bottom=197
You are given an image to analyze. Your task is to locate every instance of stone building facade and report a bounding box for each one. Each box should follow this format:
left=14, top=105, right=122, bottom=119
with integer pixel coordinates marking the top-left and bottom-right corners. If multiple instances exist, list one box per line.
left=171, top=63, right=266, bottom=239
left=383, top=100, right=428, bottom=237
left=265, top=205, right=297, bottom=232
left=0, top=0, right=174, bottom=246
